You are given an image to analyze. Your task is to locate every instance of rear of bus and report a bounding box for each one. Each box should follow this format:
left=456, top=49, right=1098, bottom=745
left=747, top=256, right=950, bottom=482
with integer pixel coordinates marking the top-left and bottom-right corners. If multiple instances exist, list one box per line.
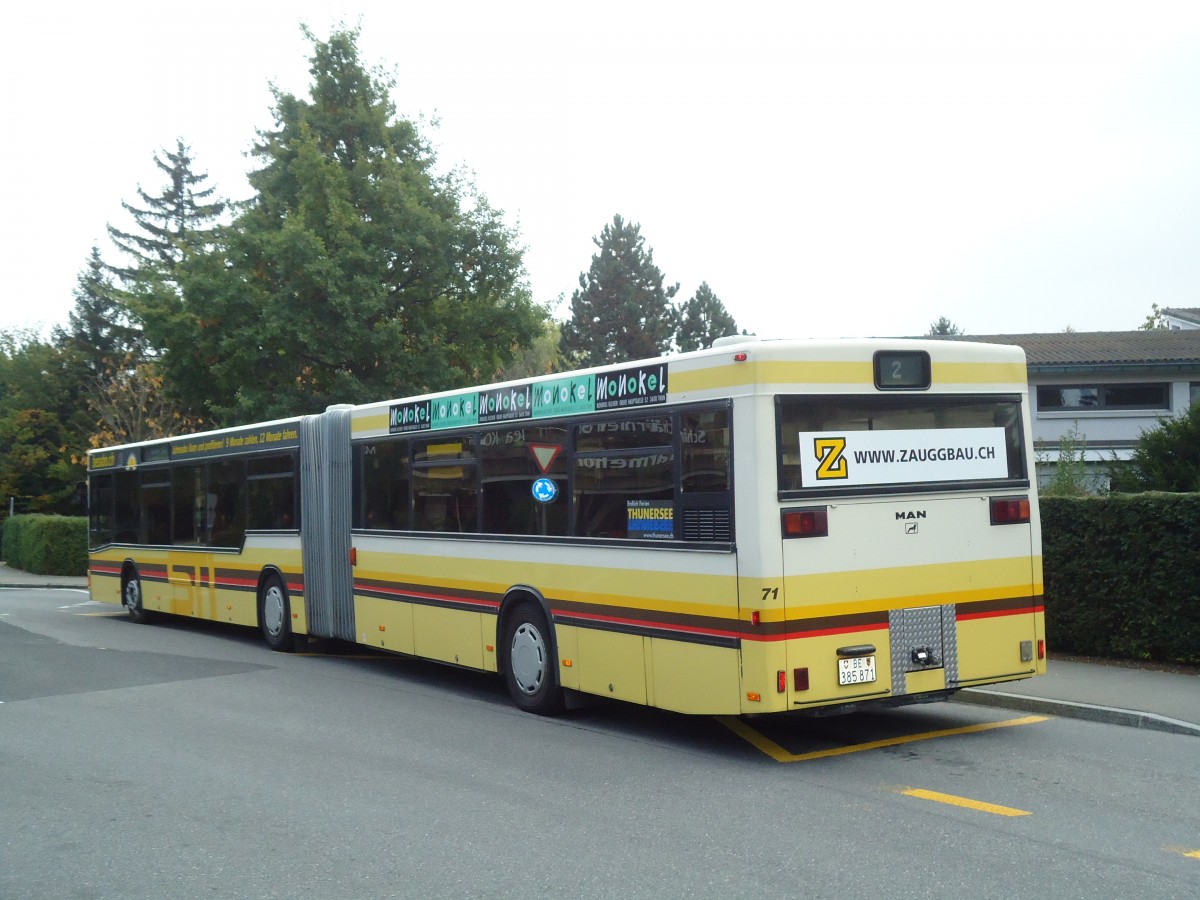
left=763, top=340, right=1044, bottom=713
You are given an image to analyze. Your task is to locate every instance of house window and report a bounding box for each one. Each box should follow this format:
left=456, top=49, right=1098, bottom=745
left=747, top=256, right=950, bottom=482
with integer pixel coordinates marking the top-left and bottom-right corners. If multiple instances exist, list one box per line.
left=1191, top=383, right=1200, bottom=408
left=1037, top=383, right=1169, bottom=411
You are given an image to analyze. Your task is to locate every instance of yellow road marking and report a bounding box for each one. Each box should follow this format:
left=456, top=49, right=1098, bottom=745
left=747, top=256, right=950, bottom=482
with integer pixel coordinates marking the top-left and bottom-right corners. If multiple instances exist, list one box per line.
left=901, top=787, right=1031, bottom=817
left=1165, top=846, right=1200, bottom=859
left=716, top=714, right=1048, bottom=763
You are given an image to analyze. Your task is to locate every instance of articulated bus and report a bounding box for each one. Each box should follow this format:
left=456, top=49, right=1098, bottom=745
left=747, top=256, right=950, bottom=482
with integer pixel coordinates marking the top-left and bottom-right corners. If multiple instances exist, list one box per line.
left=87, top=337, right=1046, bottom=716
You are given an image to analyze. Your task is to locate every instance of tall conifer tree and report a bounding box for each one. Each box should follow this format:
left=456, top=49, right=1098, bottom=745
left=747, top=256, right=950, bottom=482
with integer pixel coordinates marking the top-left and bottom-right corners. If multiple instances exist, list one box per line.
left=561, top=215, right=679, bottom=367
left=675, top=282, right=738, bottom=352
left=53, top=247, right=142, bottom=373
left=107, top=139, right=226, bottom=284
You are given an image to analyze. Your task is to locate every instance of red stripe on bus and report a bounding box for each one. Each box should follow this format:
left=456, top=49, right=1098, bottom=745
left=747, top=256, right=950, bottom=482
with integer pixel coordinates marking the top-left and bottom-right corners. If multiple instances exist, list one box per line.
left=747, top=622, right=892, bottom=643
left=554, top=609, right=744, bottom=641
left=354, top=582, right=501, bottom=611
left=956, top=604, right=1044, bottom=622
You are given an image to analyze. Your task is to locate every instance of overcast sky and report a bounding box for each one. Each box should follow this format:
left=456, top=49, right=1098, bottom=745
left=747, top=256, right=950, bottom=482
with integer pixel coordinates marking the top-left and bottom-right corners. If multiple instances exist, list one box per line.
left=5, top=1, right=1200, bottom=344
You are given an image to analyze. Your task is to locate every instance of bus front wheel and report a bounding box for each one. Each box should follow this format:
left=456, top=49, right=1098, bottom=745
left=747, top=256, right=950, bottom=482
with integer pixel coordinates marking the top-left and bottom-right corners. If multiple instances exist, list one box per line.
left=122, top=568, right=152, bottom=624
left=259, top=574, right=294, bottom=653
left=503, top=602, right=564, bottom=716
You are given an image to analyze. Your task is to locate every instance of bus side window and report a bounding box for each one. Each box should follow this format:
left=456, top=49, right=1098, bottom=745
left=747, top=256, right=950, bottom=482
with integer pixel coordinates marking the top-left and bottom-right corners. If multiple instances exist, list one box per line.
left=681, top=408, right=730, bottom=493
left=88, top=473, right=115, bottom=548
left=247, top=454, right=297, bottom=530
left=358, top=439, right=410, bottom=530
left=412, top=436, right=477, bottom=533
left=479, top=425, right=568, bottom=537
left=113, top=470, right=139, bottom=543
left=209, top=458, right=246, bottom=546
left=678, top=406, right=734, bottom=543
left=140, top=476, right=172, bottom=545
left=172, top=464, right=204, bottom=545
left=572, top=415, right=675, bottom=539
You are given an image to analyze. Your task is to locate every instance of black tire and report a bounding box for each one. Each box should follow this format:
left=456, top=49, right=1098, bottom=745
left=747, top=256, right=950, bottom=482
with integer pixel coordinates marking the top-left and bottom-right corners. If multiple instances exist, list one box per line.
left=122, top=568, right=153, bottom=624
left=259, top=573, right=294, bottom=653
left=502, top=602, right=564, bottom=715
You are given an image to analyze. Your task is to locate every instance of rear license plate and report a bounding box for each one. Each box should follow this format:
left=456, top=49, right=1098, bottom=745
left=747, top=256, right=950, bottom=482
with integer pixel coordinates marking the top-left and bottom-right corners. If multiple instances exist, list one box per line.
left=838, top=655, right=877, bottom=685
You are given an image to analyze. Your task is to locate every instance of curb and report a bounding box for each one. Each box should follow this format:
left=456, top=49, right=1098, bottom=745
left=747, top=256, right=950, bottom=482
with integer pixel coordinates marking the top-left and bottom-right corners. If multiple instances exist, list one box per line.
left=0, top=583, right=89, bottom=590
left=0, top=585, right=89, bottom=592
left=955, top=688, right=1200, bottom=738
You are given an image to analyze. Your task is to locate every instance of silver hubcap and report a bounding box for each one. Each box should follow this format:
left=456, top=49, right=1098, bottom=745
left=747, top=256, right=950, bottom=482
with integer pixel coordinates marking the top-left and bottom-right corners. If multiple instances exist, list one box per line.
left=263, top=585, right=285, bottom=637
left=510, top=622, right=547, bottom=696
left=124, top=579, right=140, bottom=611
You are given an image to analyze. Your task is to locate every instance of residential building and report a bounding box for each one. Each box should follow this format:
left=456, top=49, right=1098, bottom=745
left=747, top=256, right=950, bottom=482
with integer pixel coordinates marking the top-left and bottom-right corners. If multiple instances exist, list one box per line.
left=1161, top=307, right=1200, bottom=330
left=938, top=330, right=1200, bottom=489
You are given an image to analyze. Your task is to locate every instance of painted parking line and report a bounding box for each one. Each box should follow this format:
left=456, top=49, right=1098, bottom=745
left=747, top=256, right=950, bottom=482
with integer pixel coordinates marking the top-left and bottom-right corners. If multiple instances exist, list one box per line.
left=717, top=714, right=1048, bottom=763
left=901, top=787, right=1031, bottom=817
left=1165, top=846, right=1200, bottom=860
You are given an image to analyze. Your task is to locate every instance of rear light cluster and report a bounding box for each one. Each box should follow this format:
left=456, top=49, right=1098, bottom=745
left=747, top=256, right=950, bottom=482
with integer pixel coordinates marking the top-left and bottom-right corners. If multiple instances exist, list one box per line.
left=782, top=498, right=1027, bottom=537
left=782, top=506, right=828, bottom=539
left=990, top=496, right=1030, bottom=525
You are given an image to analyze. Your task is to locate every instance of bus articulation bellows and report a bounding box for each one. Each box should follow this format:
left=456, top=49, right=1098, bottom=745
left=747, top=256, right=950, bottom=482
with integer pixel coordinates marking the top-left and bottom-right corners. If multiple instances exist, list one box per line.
left=87, top=337, right=1046, bottom=716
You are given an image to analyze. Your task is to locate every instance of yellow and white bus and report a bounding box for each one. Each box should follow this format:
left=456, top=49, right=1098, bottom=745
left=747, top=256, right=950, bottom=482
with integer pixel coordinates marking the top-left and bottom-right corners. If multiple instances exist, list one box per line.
left=87, top=337, right=1045, bottom=716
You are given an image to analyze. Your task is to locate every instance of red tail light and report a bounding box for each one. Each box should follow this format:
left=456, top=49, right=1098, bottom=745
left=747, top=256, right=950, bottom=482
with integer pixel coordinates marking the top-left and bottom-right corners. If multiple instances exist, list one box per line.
left=990, top=496, right=1030, bottom=525
left=782, top=507, right=828, bottom=538
left=794, top=667, right=810, bottom=691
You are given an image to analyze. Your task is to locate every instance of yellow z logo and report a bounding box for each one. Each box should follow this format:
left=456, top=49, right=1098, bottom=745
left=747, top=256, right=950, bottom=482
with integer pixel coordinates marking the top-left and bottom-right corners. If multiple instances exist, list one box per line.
left=814, top=437, right=848, bottom=480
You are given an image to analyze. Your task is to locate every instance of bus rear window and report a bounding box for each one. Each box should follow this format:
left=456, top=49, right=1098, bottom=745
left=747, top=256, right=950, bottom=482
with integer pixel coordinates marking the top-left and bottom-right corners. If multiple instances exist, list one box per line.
left=777, top=395, right=1026, bottom=494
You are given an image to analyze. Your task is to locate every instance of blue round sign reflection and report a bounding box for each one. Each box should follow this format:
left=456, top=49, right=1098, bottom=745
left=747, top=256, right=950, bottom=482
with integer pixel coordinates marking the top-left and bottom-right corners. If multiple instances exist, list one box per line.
left=531, top=477, right=558, bottom=504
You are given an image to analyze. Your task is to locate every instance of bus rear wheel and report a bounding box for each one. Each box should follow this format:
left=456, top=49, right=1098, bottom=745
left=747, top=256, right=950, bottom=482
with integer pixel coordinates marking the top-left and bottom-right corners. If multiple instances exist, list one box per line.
left=122, top=568, right=152, bottom=624
left=259, top=574, right=294, bottom=653
left=503, top=602, right=564, bottom=716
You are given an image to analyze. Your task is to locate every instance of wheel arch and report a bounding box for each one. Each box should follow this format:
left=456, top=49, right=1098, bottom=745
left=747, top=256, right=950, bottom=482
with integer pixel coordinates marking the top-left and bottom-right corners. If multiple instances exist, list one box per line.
left=255, top=566, right=288, bottom=623
left=257, top=566, right=296, bottom=652
left=496, top=585, right=557, bottom=672
left=256, top=565, right=288, bottom=598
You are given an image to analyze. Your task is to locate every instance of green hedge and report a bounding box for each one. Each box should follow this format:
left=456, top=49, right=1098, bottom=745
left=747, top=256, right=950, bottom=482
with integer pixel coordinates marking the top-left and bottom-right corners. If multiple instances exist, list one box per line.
left=1, top=514, right=88, bottom=576
left=1042, top=494, right=1200, bottom=665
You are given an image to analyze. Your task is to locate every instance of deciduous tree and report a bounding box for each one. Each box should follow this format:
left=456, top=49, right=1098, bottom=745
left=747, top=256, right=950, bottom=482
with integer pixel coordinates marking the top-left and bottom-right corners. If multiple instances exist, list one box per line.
left=926, top=316, right=964, bottom=335
left=0, top=332, right=81, bottom=515
left=84, top=355, right=207, bottom=447
left=141, top=27, right=544, bottom=423
left=1139, top=303, right=1167, bottom=330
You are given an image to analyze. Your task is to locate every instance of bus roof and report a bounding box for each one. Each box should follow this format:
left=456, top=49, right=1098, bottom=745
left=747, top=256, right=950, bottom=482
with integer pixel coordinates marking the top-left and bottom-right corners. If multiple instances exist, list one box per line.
left=89, top=337, right=1028, bottom=459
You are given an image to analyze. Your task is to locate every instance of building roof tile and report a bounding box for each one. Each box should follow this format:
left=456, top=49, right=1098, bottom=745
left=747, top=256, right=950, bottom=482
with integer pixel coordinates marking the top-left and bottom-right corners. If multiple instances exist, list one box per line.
left=932, top=330, right=1200, bottom=368
left=1162, top=307, right=1200, bottom=325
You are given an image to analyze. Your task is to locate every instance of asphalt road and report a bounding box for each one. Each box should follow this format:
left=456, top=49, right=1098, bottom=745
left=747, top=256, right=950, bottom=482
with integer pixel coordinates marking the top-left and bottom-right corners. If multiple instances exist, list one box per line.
left=2, top=588, right=1198, bottom=899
